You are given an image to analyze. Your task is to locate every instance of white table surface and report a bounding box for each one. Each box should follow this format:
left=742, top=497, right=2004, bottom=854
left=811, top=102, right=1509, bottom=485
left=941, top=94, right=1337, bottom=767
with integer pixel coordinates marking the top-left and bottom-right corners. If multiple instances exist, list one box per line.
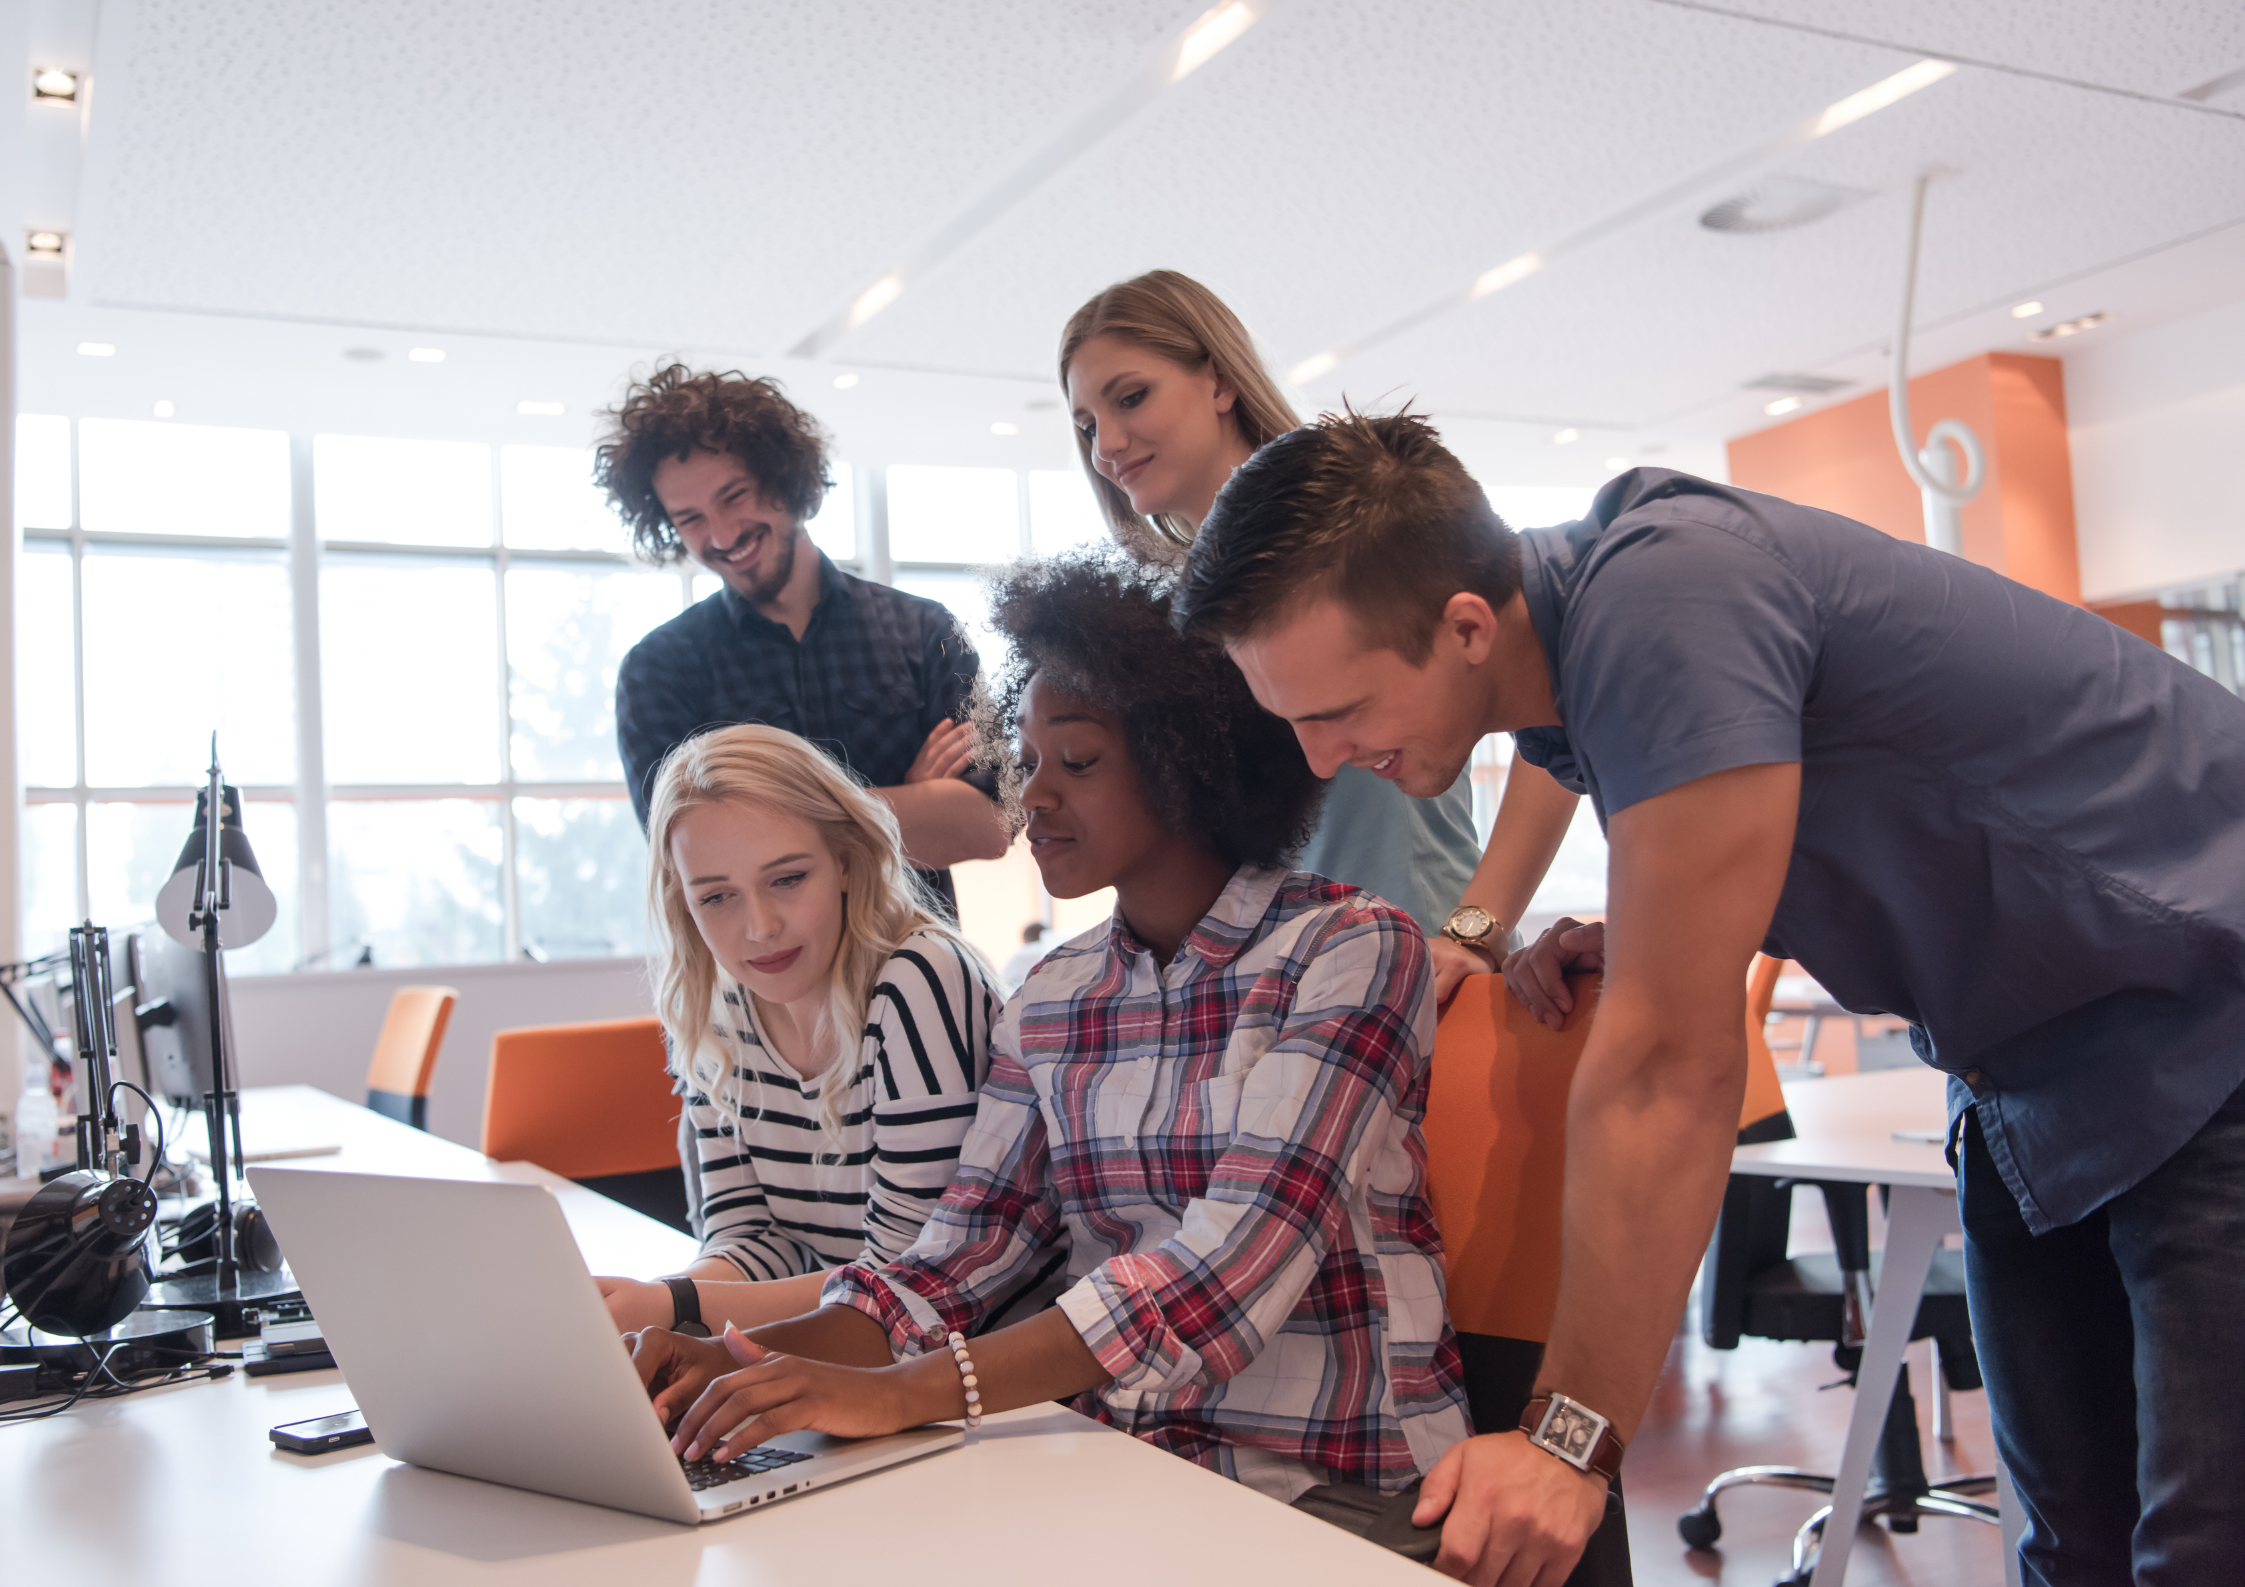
left=1733, top=1064, right=1955, bottom=1188
left=4, top=1087, right=1438, bottom=1586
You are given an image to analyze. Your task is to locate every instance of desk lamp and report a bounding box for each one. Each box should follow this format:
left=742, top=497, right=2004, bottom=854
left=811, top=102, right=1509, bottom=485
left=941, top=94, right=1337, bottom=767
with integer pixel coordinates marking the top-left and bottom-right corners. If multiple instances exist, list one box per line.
left=143, top=738, right=293, bottom=1331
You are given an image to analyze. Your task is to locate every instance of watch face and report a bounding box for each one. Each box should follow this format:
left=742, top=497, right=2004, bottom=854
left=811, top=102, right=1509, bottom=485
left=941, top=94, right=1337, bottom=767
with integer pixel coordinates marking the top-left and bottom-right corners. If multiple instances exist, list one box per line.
left=1447, top=905, right=1494, bottom=942
left=1543, top=1399, right=1604, bottom=1460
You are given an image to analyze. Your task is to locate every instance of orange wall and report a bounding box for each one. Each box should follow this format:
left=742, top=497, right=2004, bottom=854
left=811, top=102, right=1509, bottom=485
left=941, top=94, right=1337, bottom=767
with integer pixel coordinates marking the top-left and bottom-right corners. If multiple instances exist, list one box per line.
left=1727, top=353, right=2082, bottom=605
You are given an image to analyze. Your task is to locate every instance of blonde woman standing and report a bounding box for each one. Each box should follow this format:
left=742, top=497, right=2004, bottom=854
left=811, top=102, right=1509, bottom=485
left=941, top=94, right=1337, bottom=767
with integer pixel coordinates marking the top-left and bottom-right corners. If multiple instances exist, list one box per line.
left=595, top=723, right=1025, bottom=1338
left=1058, top=270, right=1577, bottom=992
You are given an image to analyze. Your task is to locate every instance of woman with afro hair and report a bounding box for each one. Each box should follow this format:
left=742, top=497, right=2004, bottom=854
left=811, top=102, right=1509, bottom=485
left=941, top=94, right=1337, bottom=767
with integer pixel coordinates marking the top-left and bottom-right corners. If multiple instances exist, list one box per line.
left=627, top=551, right=1472, bottom=1558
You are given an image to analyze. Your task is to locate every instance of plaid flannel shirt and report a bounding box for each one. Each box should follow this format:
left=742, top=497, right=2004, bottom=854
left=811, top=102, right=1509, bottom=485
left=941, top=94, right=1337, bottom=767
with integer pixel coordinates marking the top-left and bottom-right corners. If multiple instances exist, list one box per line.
left=615, top=552, right=993, bottom=911
left=822, top=865, right=1471, bottom=1501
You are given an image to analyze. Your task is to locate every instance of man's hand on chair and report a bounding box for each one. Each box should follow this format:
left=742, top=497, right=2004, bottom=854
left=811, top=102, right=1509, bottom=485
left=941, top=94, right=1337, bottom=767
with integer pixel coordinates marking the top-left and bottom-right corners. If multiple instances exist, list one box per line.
left=1430, top=936, right=1500, bottom=1007
left=1415, top=1431, right=1609, bottom=1587
left=1503, top=917, right=1606, bottom=1030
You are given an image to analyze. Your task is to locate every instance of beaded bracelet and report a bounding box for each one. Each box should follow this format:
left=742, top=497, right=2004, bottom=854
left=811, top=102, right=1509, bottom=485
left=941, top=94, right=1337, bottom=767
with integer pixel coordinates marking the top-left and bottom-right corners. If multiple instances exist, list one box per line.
left=945, top=1330, right=982, bottom=1430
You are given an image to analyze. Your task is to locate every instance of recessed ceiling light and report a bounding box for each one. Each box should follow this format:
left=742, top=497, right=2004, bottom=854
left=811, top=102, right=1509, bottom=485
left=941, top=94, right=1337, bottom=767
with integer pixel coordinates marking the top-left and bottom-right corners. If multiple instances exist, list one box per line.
left=1173, top=1, right=1256, bottom=82
left=407, top=347, right=446, bottom=363
left=1604, top=457, right=1631, bottom=471
left=1472, top=253, right=1544, bottom=298
left=32, top=68, right=78, bottom=103
left=1289, top=351, right=1339, bottom=385
left=26, top=230, right=64, bottom=256
left=1810, top=59, right=1956, bottom=138
left=76, top=341, right=114, bottom=357
left=1551, top=428, right=1581, bottom=445
left=848, top=274, right=903, bottom=329
left=1763, top=396, right=1803, bottom=417
left=990, top=421, right=1021, bottom=436
left=2029, top=312, right=2109, bottom=342
left=2010, top=300, right=2044, bottom=319
left=1699, top=177, right=1871, bottom=235
left=151, top=399, right=175, bottom=419
left=832, top=372, right=860, bottom=389
left=517, top=400, right=564, bottom=416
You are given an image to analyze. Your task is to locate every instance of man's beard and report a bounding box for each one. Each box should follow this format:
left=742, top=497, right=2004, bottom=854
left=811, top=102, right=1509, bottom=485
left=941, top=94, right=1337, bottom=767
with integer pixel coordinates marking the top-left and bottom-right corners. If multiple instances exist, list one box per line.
left=729, top=526, right=799, bottom=607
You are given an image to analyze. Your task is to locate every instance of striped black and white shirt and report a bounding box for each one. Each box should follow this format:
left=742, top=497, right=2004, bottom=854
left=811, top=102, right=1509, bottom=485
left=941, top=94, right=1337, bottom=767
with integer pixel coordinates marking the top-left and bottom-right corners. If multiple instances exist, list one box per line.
left=683, top=929, right=1001, bottom=1280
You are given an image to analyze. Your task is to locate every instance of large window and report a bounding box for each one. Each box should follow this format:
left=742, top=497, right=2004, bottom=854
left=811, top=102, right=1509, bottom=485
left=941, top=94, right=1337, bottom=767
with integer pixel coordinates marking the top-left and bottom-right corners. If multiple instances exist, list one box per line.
left=20, top=420, right=1110, bottom=973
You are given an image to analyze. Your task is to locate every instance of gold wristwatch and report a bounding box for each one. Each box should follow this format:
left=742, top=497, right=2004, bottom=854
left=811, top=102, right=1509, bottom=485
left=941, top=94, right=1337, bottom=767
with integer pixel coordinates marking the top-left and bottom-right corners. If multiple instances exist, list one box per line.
left=1441, top=904, right=1500, bottom=963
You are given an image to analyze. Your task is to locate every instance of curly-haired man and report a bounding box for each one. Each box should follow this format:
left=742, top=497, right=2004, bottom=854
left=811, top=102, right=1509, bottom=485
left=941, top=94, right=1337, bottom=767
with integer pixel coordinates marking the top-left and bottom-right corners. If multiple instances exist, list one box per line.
left=597, top=365, right=1008, bottom=911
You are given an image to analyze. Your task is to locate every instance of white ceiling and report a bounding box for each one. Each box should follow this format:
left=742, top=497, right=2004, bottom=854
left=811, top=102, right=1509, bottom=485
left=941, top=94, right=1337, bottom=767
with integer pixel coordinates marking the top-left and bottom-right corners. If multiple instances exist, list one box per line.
left=19, top=0, right=2245, bottom=491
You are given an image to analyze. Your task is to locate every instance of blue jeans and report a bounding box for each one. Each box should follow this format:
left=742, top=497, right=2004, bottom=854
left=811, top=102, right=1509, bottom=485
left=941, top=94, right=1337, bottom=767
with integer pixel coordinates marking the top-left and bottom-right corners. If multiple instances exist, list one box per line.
left=1959, top=1081, right=2245, bottom=1585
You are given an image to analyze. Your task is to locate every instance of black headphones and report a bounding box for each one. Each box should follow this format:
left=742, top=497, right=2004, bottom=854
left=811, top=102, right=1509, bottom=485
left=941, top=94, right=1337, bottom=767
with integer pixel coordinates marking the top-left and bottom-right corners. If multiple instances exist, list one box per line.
left=166, top=1198, right=284, bottom=1273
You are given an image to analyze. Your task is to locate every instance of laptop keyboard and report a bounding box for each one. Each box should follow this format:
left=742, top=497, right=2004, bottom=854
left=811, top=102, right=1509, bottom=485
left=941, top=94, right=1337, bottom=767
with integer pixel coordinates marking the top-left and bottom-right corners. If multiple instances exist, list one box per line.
left=683, top=1446, right=814, bottom=1491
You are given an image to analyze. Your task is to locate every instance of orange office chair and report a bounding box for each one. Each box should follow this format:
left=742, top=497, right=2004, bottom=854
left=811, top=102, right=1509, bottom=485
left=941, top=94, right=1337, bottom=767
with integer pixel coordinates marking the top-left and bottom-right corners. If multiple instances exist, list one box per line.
left=364, top=985, right=458, bottom=1131
left=480, top=1016, right=690, bottom=1233
left=1425, top=972, right=1631, bottom=1587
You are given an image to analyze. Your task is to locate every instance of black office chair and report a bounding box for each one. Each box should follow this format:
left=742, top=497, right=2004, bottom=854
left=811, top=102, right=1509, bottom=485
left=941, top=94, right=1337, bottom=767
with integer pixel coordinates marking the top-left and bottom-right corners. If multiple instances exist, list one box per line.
left=1679, top=1160, right=1999, bottom=1583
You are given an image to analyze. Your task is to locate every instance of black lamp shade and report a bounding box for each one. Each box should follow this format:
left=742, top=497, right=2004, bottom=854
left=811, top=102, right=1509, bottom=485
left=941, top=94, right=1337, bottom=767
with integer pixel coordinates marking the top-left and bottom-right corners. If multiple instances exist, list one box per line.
left=154, top=783, right=276, bottom=950
left=2, top=1171, right=160, bottom=1336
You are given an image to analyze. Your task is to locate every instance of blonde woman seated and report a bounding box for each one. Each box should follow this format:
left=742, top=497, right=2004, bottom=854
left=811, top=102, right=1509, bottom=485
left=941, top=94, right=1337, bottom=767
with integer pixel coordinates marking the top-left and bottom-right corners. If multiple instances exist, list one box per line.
left=596, top=723, right=1020, bottom=1339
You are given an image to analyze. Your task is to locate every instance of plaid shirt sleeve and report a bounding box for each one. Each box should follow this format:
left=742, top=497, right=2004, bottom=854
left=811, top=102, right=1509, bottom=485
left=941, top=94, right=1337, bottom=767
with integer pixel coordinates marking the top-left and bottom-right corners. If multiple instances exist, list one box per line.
left=1054, top=902, right=1432, bottom=1395
left=818, top=1006, right=1068, bottom=1352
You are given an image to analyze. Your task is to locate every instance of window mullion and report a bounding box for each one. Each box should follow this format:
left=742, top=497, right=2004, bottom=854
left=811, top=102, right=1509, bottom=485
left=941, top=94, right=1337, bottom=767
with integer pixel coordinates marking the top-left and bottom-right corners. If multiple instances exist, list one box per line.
left=288, top=433, right=330, bottom=970
left=494, top=454, right=520, bottom=962
left=866, top=467, right=893, bottom=586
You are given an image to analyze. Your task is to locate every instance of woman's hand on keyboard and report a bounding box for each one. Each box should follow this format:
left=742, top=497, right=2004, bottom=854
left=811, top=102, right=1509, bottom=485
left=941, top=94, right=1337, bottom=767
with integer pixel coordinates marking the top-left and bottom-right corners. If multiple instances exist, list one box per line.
left=670, top=1324, right=932, bottom=1463
left=628, top=1327, right=739, bottom=1433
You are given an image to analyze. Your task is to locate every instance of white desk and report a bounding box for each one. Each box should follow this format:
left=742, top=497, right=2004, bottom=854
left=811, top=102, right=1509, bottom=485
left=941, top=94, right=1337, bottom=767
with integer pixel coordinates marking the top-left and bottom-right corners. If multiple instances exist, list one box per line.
left=3, top=1087, right=1437, bottom=1586
left=1732, top=1068, right=2019, bottom=1587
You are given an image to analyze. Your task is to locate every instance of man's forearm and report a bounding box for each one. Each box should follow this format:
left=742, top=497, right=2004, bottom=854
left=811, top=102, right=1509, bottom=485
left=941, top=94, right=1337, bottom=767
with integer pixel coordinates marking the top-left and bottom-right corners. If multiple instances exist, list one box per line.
left=1533, top=1000, right=1745, bottom=1439
left=1457, top=758, right=1580, bottom=934
left=875, top=779, right=1011, bottom=868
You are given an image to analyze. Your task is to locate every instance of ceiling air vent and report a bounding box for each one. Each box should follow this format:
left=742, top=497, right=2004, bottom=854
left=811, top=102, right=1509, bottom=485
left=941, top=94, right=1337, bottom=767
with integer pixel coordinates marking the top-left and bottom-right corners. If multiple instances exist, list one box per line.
left=1745, top=373, right=1854, bottom=395
left=1700, top=177, right=1871, bottom=235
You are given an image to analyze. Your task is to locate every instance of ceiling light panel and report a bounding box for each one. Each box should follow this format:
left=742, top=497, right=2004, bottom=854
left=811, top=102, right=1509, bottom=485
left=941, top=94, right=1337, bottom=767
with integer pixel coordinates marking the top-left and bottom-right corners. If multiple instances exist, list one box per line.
left=83, top=0, right=1195, bottom=351
left=840, top=0, right=1913, bottom=376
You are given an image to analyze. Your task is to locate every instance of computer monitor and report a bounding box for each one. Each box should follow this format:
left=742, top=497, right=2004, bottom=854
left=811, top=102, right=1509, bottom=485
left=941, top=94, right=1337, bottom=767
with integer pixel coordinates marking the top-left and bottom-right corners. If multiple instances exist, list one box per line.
left=131, top=929, right=235, bottom=1110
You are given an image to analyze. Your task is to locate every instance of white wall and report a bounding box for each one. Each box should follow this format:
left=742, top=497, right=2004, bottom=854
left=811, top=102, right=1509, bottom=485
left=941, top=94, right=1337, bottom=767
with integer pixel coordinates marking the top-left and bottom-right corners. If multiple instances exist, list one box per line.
left=228, top=957, right=652, bottom=1149
left=2068, top=296, right=2245, bottom=602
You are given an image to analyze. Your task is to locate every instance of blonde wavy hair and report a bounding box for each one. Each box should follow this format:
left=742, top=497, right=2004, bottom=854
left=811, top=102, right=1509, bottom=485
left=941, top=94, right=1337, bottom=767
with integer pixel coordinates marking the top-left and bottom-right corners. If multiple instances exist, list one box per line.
left=1058, top=269, right=1302, bottom=563
left=644, top=723, right=984, bottom=1148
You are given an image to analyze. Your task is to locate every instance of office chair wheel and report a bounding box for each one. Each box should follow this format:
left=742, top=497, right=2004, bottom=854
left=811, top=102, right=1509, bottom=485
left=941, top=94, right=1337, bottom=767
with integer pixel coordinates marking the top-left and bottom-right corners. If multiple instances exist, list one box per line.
left=1677, top=1505, right=1722, bottom=1549
left=1887, top=1511, right=1919, bottom=1533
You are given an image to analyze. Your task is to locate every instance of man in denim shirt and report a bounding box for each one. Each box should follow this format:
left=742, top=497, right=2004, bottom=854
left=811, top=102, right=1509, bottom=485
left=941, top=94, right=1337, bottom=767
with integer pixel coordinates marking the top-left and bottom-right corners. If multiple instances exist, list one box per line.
left=598, top=366, right=1008, bottom=914
left=1185, top=414, right=2245, bottom=1587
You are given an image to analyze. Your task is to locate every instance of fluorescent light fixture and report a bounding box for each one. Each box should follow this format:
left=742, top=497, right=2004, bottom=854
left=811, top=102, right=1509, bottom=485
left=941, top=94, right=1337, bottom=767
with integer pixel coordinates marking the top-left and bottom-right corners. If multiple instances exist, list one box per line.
left=1604, top=457, right=1631, bottom=471
left=990, top=421, right=1021, bottom=436
left=77, top=341, right=114, bottom=357
left=151, top=399, right=175, bottom=419
left=407, top=347, right=446, bottom=363
left=832, top=372, right=860, bottom=390
left=1763, top=396, right=1803, bottom=417
left=1472, top=253, right=1544, bottom=299
left=1811, top=59, right=1957, bottom=138
left=26, top=230, right=64, bottom=256
left=1173, top=2, right=1255, bottom=81
left=32, top=67, right=77, bottom=103
left=1289, top=351, right=1339, bottom=385
left=516, top=400, right=564, bottom=416
left=848, top=274, right=903, bottom=329
left=1551, top=428, right=1581, bottom=446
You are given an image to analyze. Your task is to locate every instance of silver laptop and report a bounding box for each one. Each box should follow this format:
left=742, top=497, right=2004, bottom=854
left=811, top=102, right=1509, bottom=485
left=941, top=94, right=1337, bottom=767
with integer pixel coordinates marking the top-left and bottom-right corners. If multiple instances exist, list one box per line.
left=248, top=1166, right=962, bottom=1524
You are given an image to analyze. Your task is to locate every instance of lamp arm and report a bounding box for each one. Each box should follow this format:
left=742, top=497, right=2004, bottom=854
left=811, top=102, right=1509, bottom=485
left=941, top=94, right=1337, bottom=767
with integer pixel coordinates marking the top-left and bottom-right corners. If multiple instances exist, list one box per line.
left=1889, top=172, right=1986, bottom=508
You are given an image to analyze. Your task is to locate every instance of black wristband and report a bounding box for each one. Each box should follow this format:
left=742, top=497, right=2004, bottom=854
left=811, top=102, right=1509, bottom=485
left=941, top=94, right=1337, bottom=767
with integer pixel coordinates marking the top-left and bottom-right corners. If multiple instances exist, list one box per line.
left=663, top=1276, right=710, bottom=1338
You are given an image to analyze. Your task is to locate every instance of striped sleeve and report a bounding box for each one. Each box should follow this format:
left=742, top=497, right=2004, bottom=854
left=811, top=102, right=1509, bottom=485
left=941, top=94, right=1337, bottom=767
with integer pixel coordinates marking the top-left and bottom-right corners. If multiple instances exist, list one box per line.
left=857, top=930, right=1000, bottom=1266
left=683, top=1021, right=823, bottom=1281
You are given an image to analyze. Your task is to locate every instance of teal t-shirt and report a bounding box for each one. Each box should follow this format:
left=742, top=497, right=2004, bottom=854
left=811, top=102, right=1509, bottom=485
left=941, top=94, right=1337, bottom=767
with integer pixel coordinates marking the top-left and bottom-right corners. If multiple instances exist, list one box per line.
left=1294, top=761, right=1478, bottom=939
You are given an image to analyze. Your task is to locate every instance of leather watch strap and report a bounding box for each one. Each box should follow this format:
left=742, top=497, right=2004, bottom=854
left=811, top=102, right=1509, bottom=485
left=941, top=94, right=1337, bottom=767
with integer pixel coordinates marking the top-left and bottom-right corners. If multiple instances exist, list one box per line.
left=663, top=1276, right=711, bottom=1338
left=1520, top=1394, right=1624, bottom=1483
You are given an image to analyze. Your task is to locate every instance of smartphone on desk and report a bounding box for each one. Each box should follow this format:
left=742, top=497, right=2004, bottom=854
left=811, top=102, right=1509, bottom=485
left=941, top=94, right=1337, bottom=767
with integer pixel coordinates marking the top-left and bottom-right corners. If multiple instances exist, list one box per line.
left=270, top=1409, right=373, bottom=1454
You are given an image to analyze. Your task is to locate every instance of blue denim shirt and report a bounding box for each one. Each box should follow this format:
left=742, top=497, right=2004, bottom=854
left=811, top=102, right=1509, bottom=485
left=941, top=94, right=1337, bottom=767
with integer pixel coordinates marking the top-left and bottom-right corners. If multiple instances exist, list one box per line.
left=1512, top=470, right=2245, bottom=1233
